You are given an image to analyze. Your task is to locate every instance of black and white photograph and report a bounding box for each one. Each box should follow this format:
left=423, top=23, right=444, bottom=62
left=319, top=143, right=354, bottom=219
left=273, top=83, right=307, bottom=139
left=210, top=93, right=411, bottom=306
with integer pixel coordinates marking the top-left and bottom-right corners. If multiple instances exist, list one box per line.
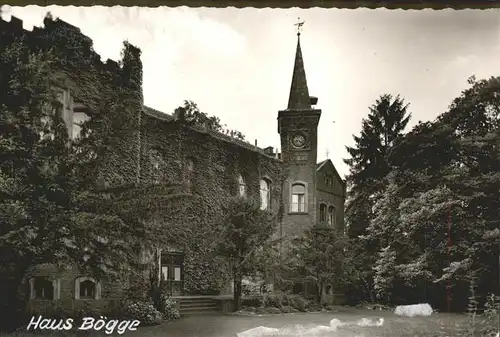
left=0, top=4, right=499, bottom=337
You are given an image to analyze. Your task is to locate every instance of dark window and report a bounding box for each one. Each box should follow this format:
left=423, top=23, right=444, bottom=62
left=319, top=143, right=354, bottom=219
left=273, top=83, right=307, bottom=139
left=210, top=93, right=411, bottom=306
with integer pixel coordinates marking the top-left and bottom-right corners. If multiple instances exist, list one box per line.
left=328, top=206, right=336, bottom=226
left=161, top=253, right=184, bottom=281
left=79, top=280, right=96, bottom=299
left=319, top=204, right=327, bottom=223
left=292, top=282, right=304, bottom=295
left=34, top=278, right=54, bottom=300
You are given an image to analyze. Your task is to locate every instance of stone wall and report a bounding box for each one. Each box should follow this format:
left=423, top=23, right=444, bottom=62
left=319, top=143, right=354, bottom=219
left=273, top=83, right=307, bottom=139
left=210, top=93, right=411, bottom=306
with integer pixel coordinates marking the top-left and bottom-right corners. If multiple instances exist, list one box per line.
left=1, top=14, right=142, bottom=313
left=278, top=111, right=322, bottom=246
left=24, top=264, right=124, bottom=315
left=140, top=108, right=284, bottom=295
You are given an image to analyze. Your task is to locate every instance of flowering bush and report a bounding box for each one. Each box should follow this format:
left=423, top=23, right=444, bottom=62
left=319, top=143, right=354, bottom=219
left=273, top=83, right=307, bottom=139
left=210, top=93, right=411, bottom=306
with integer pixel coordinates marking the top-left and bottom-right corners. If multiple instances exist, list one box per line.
left=122, top=300, right=163, bottom=326
left=158, top=293, right=181, bottom=321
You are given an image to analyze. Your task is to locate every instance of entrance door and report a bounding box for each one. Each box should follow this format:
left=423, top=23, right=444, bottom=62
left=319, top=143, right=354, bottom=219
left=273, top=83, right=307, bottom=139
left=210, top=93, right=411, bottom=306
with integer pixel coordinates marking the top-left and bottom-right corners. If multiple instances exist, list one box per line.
left=161, top=252, right=184, bottom=296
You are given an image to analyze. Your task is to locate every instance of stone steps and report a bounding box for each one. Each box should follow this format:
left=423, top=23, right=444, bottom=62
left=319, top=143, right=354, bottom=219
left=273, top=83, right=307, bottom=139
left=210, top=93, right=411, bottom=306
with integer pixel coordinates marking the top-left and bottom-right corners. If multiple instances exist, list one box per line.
left=177, top=297, right=219, bottom=316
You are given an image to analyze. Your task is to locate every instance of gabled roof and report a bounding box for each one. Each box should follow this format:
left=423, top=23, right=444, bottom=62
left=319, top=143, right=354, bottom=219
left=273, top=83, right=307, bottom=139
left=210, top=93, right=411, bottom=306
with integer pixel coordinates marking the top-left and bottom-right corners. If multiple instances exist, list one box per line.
left=143, top=106, right=175, bottom=122
left=142, top=106, right=280, bottom=160
left=317, top=159, right=346, bottom=186
left=316, top=159, right=328, bottom=171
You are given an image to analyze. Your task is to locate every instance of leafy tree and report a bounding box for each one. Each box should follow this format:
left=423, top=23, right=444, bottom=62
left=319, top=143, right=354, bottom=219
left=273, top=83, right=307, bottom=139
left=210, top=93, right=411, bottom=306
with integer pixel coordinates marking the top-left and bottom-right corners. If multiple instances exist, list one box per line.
left=288, top=227, right=346, bottom=305
left=365, top=76, right=500, bottom=309
left=216, top=197, right=276, bottom=311
left=372, top=245, right=397, bottom=304
left=175, top=100, right=245, bottom=140
left=0, top=38, right=71, bottom=326
left=342, top=94, right=411, bottom=304
left=344, top=94, right=411, bottom=239
left=0, top=35, right=192, bottom=329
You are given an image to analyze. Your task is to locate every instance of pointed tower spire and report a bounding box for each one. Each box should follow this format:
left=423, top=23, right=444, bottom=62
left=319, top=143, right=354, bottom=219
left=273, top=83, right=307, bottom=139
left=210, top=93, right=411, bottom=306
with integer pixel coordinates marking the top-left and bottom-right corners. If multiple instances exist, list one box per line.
left=287, top=18, right=311, bottom=110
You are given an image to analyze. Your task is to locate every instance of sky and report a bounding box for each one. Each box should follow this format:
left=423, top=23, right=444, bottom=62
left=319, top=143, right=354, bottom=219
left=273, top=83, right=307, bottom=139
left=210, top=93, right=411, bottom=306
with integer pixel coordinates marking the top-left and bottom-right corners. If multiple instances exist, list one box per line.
left=1, top=6, right=500, bottom=178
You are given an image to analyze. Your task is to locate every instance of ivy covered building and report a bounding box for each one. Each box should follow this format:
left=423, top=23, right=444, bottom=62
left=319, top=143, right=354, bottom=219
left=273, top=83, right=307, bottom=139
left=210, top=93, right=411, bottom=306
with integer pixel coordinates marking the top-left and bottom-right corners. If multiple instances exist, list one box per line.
left=1, top=15, right=345, bottom=314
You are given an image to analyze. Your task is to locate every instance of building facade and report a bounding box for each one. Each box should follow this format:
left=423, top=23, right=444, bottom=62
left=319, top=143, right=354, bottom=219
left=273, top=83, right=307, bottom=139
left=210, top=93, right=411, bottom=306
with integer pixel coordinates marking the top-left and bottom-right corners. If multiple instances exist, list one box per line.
left=1, top=15, right=345, bottom=314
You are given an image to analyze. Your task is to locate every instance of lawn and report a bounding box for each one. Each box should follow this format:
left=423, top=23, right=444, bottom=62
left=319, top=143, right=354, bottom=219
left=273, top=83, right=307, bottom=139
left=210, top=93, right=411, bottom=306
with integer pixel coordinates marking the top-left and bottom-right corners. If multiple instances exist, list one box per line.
left=2, top=307, right=470, bottom=337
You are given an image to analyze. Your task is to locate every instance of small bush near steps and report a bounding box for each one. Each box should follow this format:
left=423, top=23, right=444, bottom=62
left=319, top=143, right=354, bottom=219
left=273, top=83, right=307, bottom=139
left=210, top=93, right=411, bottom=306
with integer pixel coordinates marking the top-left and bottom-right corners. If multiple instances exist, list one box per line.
left=158, top=294, right=181, bottom=321
left=122, top=300, right=163, bottom=326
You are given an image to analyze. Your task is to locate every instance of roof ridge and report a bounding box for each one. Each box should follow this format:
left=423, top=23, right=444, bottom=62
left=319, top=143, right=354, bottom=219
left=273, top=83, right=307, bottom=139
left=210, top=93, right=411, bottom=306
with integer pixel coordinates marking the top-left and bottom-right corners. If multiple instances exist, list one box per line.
left=142, top=106, right=280, bottom=161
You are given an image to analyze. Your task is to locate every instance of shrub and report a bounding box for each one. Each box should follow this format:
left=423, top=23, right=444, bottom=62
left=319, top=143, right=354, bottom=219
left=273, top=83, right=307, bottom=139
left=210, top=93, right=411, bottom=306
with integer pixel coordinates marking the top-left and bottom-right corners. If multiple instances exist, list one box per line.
left=288, top=295, right=308, bottom=312
left=280, top=294, right=291, bottom=306
left=308, top=301, right=322, bottom=312
left=264, top=294, right=284, bottom=308
left=122, top=300, right=163, bottom=326
left=481, top=293, right=500, bottom=337
left=242, top=296, right=264, bottom=308
left=265, top=307, right=282, bottom=314
left=159, top=294, right=181, bottom=321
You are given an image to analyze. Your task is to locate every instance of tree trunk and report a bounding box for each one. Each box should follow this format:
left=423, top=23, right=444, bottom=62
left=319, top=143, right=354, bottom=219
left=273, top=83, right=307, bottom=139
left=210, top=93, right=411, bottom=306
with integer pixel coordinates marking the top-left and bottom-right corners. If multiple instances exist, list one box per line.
left=317, top=282, right=323, bottom=305
left=233, top=271, right=242, bottom=312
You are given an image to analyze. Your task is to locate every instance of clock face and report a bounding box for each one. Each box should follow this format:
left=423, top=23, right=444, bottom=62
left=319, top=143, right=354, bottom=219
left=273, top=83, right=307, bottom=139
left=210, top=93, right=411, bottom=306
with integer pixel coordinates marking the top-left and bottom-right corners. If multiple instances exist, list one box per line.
left=291, top=134, right=306, bottom=148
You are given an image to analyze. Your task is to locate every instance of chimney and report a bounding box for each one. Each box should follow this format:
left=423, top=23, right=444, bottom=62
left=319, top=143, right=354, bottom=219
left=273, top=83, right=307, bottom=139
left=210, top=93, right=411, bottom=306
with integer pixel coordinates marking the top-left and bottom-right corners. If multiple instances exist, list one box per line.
left=254, top=139, right=257, bottom=147
left=263, top=146, right=274, bottom=155
left=173, top=107, right=186, bottom=121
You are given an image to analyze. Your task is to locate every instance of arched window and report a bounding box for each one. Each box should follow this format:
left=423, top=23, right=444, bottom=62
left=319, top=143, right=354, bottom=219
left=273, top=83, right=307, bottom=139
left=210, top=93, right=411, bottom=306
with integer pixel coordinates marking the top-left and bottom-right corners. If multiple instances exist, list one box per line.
left=238, top=174, right=246, bottom=197
left=80, top=280, right=96, bottom=299
left=30, top=277, right=55, bottom=300
left=291, top=183, right=306, bottom=213
left=260, top=179, right=271, bottom=210
left=75, top=277, right=101, bottom=300
left=328, top=206, right=336, bottom=226
left=319, top=204, right=327, bottom=223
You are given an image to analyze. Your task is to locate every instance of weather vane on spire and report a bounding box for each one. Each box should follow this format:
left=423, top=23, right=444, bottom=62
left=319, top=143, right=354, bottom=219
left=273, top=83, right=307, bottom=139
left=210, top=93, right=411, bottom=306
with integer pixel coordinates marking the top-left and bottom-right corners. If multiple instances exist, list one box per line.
left=294, top=17, right=305, bottom=36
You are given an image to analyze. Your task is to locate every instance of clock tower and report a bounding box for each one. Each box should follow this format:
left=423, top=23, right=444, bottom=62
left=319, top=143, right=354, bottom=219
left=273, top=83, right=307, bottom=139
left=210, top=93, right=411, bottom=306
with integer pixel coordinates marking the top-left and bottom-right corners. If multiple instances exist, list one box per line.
left=278, top=24, right=322, bottom=242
